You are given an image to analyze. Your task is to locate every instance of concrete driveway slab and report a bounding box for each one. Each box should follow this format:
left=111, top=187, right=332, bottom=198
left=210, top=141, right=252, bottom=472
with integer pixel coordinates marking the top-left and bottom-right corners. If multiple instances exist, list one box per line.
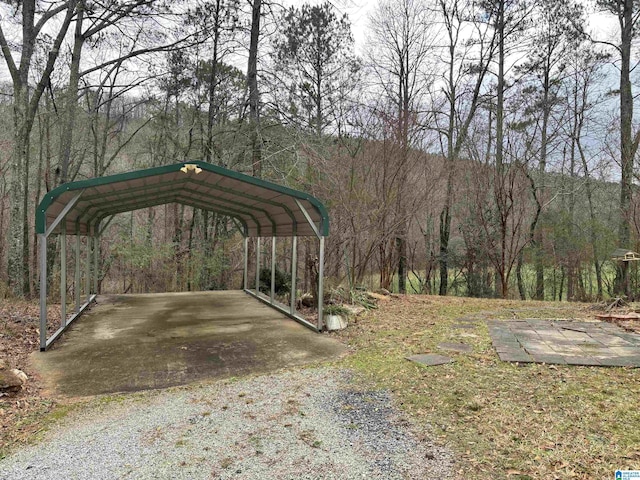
left=31, top=291, right=346, bottom=397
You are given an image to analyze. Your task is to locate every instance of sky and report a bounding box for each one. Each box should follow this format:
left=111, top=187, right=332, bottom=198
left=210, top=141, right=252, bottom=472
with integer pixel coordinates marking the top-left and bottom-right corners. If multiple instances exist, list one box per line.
left=0, top=1, right=628, bottom=94
left=281, top=0, right=622, bottom=59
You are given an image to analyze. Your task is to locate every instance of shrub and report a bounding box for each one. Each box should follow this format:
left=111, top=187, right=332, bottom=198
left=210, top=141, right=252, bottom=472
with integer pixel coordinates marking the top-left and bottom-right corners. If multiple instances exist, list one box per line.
left=259, top=267, right=291, bottom=296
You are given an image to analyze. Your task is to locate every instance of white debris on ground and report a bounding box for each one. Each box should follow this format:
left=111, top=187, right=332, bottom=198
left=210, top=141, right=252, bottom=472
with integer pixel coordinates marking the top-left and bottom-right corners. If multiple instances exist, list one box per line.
left=0, top=368, right=452, bottom=479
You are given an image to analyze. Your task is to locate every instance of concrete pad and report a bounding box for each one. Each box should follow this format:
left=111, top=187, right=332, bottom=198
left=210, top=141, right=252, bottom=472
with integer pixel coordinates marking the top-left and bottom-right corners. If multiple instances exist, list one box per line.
left=406, top=354, right=454, bottom=366
left=31, top=291, right=346, bottom=397
left=497, top=352, right=534, bottom=363
left=564, top=356, right=602, bottom=366
left=532, top=354, right=567, bottom=365
left=488, top=319, right=640, bottom=367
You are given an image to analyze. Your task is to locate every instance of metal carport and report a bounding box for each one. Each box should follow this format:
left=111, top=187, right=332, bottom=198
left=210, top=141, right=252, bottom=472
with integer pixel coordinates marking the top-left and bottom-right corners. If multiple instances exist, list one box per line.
left=36, top=161, right=329, bottom=351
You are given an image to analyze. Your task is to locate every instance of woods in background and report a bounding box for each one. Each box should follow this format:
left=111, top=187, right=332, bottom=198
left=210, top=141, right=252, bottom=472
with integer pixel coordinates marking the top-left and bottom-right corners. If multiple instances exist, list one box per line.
left=0, top=0, right=638, bottom=301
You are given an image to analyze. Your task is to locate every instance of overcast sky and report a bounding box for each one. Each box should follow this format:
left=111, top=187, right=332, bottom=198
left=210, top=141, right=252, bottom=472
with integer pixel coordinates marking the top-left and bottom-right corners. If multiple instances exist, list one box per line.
left=284, top=0, right=623, bottom=61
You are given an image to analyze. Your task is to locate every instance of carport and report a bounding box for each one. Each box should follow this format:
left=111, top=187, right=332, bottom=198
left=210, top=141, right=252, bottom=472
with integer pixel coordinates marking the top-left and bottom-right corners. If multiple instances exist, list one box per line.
left=36, top=161, right=330, bottom=351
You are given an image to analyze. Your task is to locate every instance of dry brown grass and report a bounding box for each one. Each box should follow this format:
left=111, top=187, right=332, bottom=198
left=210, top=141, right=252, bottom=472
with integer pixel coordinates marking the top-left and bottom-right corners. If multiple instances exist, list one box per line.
left=336, top=295, right=640, bottom=479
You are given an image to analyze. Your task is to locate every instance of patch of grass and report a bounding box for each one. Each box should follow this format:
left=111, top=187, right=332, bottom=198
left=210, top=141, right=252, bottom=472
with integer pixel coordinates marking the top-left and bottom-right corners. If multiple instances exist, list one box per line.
left=336, top=295, right=640, bottom=479
left=0, top=401, right=78, bottom=460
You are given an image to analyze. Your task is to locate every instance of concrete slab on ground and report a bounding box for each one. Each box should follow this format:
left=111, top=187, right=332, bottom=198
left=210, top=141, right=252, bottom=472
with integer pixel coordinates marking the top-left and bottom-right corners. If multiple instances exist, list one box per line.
left=406, top=354, right=454, bottom=366
left=31, top=291, right=346, bottom=397
left=488, top=319, right=640, bottom=367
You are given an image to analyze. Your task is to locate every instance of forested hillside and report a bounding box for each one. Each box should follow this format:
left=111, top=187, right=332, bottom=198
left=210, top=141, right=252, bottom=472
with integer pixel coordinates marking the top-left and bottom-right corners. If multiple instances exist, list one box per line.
left=0, top=0, right=638, bottom=301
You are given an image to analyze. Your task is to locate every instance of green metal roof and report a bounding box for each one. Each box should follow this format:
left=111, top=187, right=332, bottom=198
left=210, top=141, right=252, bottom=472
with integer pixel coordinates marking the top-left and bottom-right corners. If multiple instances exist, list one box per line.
left=36, top=161, right=329, bottom=237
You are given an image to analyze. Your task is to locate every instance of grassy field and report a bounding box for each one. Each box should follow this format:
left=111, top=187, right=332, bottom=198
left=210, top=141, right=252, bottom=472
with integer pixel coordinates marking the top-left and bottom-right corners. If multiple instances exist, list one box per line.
left=335, top=295, right=640, bottom=479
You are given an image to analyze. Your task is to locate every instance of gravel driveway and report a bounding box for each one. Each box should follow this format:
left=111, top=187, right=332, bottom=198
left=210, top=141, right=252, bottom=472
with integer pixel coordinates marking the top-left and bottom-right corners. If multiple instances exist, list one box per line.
left=0, top=368, right=452, bottom=479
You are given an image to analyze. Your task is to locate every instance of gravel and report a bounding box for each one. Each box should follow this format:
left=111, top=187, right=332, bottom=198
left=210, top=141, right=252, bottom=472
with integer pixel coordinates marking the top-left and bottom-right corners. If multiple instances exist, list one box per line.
left=0, top=368, right=452, bottom=479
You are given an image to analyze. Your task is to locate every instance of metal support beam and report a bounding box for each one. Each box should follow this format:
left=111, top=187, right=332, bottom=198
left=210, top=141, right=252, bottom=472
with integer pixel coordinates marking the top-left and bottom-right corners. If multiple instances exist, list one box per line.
left=75, top=233, right=81, bottom=312
left=271, top=237, right=276, bottom=303
left=44, top=294, right=96, bottom=350
left=44, top=191, right=84, bottom=237
left=232, top=217, right=246, bottom=236
left=98, top=215, right=115, bottom=236
left=318, top=236, right=325, bottom=330
left=243, top=236, right=249, bottom=290
left=290, top=236, right=297, bottom=315
left=294, top=199, right=320, bottom=238
left=93, top=233, right=99, bottom=294
left=244, top=289, right=318, bottom=333
left=255, top=237, right=261, bottom=294
left=289, top=236, right=298, bottom=315
left=39, top=234, right=47, bottom=351
left=86, top=236, right=91, bottom=302
left=61, top=231, right=67, bottom=327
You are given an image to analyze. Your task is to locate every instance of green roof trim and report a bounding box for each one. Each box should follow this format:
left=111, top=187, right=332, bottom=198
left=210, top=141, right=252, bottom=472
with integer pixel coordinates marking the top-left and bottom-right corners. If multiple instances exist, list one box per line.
left=36, top=161, right=329, bottom=237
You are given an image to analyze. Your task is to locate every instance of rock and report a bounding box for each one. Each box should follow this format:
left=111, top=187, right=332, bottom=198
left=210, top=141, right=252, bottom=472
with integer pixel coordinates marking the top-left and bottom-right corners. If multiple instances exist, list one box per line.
left=11, top=369, right=28, bottom=383
left=367, top=292, right=391, bottom=302
left=0, top=368, right=27, bottom=394
left=325, top=314, right=348, bottom=331
left=299, top=293, right=315, bottom=308
left=343, top=305, right=366, bottom=316
left=0, top=358, right=7, bottom=370
left=374, top=288, right=391, bottom=296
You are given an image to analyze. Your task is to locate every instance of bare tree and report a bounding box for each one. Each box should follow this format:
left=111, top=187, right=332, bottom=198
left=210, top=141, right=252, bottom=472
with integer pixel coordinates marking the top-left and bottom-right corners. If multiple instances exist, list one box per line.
left=512, top=0, right=583, bottom=300
left=368, top=0, right=437, bottom=293
left=434, top=0, right=498, bottom=295
left=0, top=0, right=78, bottom=295
left=479, top=0, right=531, bottom=297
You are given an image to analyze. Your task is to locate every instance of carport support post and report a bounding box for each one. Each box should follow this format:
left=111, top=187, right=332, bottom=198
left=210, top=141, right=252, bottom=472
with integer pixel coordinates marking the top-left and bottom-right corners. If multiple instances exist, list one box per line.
left=290, top=236, right=297, bottom=315
left=93, top=231, right=99, bottom=294
left=255, top=237, right=261, bottom=295
left=75, top=233, right=81, bottom=312
left=61, top=230, right=67, bottom=327
left=243, top=237, right=248, bottom=290
left=271, top=237, right=276, bottom=303
left=39, top=233, right=47, bottom=351
left=85, top=235, right=91, bottom=301
left=318, top=236, right=325, bottom=330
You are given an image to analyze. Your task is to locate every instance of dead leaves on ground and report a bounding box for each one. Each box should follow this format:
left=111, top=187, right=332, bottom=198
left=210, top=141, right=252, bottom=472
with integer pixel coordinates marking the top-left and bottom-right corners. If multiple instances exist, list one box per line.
left=0, top=300, right=61, bottom=458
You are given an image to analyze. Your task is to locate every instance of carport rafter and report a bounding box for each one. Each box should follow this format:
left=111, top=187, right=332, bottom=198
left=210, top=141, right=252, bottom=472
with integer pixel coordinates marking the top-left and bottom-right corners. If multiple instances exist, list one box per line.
left=81, top=183, right=278, bottom=234
left=85, top=193, right=259, bottom=236
left=37, top=162, right=329, bottom=350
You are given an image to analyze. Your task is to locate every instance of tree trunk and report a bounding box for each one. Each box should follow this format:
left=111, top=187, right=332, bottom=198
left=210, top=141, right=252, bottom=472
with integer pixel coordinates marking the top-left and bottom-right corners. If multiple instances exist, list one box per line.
left=8, top=88, right=29, bottom=295
left=495, top=0, right=507, bottom=299
left=248, top=0, right=262, bottom=178
left=205, top=0, right=222, bottom=163
left=58, top=0, right=85, bottom=185
left=616, top=0, right=635, bottom=296
left=516, top=253, right=525, bottom=300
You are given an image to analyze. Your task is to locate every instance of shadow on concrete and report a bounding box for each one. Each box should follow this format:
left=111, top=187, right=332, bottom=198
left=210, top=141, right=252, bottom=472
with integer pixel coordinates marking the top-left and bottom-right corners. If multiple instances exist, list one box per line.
left=31, top=291, right=346, bottom=397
